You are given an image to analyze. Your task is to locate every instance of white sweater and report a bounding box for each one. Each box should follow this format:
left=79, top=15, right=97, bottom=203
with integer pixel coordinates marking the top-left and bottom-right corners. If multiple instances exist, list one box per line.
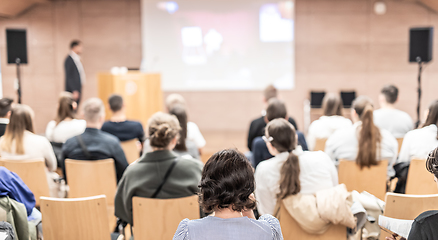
left=374, top=108, right=414, bottom=138
left=307, top=115, right=352, bottom=150
left=255, top=148, right=338, bottom=215
left=324, top=122, right=398, bottom=177
left=0, top=131, right=57, bottom=172
left=398, top=124, right=438, bottom=164
left=45, top=119, right=86, bottom=143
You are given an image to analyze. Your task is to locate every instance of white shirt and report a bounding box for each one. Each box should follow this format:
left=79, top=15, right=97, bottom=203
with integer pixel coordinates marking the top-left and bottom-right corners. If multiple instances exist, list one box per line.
left=0, top=118, right=9, bottom=124
left=45, top=119, right=86, bottom=143
left=324, top=122, right=398, bottom=177
left=187, top=122, right=206, bottom=148
left=398, top=124, right=438, bottom=164
left=307, top=115, right=352, bottom=150
left=374, top=108, right=414, bottom=138
left=0, top=131, right=57, bottom=172
left=255, top=147, right=338, bottom=215
left=70, top=51, right=86, bottom=84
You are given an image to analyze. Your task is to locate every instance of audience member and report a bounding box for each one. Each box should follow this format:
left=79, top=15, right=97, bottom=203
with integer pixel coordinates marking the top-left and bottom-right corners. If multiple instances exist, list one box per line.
left=247, top=85, right=298, bottom=151
left=252, top=98, right=308, bottom=168
left=307, top=93, right=352, bottom=150
left=61, top=98, right=128, bottom=182
left=0, top=98, right=13, bottom=137
left=45, top=92, right=86, bottom=143
left=173, top=149, right=283, bottom=240
left=325, top=96, right=398, bottom=177
left=166, top=94, right=206, bottom=153
left=101, top=94, right=144, bottom=143
left=386, top=146, right=438, bottom=240
left=169, top=105, right=200, bottom=159
left=0, top=104, right=58, bottom=196
left=255, top=118, right=337, bottom=215
left=115, top=112, right=203, bottom=225
left=374, top=85, right=414, bottom=138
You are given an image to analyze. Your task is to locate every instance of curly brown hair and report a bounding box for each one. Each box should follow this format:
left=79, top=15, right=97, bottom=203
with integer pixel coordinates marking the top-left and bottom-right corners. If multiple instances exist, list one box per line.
left=199, top=149, right=256, bottom=213
left=426, top=147, right=438, bottom=179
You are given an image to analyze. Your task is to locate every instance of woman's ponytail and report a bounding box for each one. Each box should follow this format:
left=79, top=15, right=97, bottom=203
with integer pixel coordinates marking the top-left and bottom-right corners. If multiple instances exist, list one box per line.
left=354, top=98, right=381, bottom=168
left=277, top=152, right=301, bottom=200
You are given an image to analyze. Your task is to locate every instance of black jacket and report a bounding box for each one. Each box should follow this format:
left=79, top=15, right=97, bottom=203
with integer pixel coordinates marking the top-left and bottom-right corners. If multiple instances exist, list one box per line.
left=247, top=116, right=298, bottom=151
left=64, top=55, right=82, bottom=93
left=61, top=128, right=129, bottom=182
left=0, top=123, right=7, bottom=137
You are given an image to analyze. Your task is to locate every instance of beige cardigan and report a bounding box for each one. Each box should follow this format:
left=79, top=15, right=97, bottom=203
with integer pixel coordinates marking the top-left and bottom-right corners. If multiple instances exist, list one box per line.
left=277, top=184, right=356, bottom=234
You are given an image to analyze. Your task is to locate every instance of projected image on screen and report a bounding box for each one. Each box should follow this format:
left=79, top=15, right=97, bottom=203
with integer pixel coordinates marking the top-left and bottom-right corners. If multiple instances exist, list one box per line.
left=141, top=0, right=295, bottom=91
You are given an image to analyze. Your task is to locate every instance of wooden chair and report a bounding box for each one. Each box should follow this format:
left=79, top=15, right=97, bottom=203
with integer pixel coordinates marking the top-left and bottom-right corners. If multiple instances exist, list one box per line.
left=396, top=138, right=404, bottom=154
left=314, top=138, right=328, bottom=152
left=132, top=195, right=200, bottom=240
left=0, top=158, right=50, bottom=206
left=406, top=159, right=438, bottom=195
left=338, top=160, right=388, bottom=200
left=120, top=139, right=141, bottom=164
left=380, top=193, right=438, bottom=240
left=65, top=159, right=118, bottom=231
left=278, top=202, right=347, bottom=240
left=40, top=195, right=110, bottom=240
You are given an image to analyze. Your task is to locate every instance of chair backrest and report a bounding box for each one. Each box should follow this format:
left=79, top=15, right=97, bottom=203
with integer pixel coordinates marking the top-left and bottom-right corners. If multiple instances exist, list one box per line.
left=314, top=138, right=328, bottom=152
left=338, top=160, right=388, bottom=200
left=396, top=138, right=403, bottom=154
left=65, top=159, right=117, bottom=206
left=406, top=159, right=438, bottom=195
left=120, top=139, right=140, bottom=164
left=379, top=192, right=438, bottom=240
left=0, top=158, right=50, bottom=206
left=133, top=195, right=200, bottom=240
left=279, top=202, right=346, bottom=240
left=40, top=195, right=110, bottom=240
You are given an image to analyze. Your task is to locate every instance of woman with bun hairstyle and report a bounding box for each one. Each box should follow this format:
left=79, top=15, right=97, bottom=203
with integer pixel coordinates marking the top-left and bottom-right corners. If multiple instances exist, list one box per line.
left=115, top=112, right=203, bottom=225
left=325, top=96, right=398, bottom=177
left=255, top=118, right=338, bottom=215
left=45, top=91, right=86, bottom=143
left=173, top=149, right=283, bottom=240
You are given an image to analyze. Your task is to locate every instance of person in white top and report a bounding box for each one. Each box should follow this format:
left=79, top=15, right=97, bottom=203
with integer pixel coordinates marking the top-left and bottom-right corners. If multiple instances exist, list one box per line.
left=165, top=94, right=206, bottom=152
left=307, top=93, right=352, bottom=150
left=0, top=104, right=58, bottom=196
left=46, top=92, right=86, bottom=143
left=325, top=96, right=398, bottom=177
left=374, top=84, right=414, bottom=138
left=398, top=100, right=438, bottom=164
left=255, top=118, right=338, bottom=215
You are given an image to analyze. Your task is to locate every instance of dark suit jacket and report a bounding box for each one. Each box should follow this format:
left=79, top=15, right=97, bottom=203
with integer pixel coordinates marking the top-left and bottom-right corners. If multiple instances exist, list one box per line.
left=247, top=116, right=298, bottom=151
left=61, top=128, right=128, bottom=182
left=64, top=55, right=82, bottom=94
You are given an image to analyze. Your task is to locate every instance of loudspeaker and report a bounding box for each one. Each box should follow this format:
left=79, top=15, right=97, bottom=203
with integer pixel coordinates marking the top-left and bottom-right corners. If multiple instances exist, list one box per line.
left=310, top=91, right=326, bottom=108
left=6, top=29, right=28, bottom=64
left=409, top=27, right=433, bottom=63
left=341, top=91, right=356, bottom=108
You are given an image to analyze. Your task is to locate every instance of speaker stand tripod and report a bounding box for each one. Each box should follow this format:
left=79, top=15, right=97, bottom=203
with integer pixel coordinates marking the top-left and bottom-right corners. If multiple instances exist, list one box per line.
left=16, top=58, right=22, bottom=104
left=415, top=58, right=424, bottom=128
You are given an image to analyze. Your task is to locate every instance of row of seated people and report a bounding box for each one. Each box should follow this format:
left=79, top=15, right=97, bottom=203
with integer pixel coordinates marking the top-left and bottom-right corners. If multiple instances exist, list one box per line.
left=249, top=84, right=438, bottom=194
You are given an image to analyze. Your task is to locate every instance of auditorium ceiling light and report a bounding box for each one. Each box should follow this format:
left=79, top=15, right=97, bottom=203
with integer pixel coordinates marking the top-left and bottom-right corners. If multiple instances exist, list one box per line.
left=374, top=1, right=387, bottom=15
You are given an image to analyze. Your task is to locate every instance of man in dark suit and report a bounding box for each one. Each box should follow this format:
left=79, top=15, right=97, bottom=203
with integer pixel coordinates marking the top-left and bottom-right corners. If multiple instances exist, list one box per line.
left=64, top=40, right=85, bottom=104
left=0, top=98, right=13, bottom=137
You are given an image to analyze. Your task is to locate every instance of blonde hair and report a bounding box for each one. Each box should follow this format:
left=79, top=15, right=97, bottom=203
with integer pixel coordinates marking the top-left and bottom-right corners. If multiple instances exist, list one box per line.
left=148, top=112, right=181, bottom=148
left=165, top=94, right=186, bottom=110
left=82, top=98, right=104, bottom=123
left=0, top=104, right=34, bottom=154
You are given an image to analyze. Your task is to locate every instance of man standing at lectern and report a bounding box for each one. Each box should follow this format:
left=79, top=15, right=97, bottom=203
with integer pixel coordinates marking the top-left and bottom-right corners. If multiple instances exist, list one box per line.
left=64, top=40, right=85, bottom=104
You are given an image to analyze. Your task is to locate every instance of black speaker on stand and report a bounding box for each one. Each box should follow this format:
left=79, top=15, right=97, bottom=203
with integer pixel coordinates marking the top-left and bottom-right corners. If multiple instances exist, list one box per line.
left=6, top=29, right=28, bottom=104
left=409, top=27, right=433, bottom=128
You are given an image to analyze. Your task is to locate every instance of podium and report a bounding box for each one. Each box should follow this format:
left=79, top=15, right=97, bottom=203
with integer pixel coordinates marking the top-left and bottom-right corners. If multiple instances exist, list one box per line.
left=98, top=72, right=163, bottom=128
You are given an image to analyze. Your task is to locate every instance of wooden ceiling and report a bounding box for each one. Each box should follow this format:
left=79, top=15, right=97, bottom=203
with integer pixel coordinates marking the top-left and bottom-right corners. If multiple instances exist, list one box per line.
left=0, top=0, right=48, bottom=18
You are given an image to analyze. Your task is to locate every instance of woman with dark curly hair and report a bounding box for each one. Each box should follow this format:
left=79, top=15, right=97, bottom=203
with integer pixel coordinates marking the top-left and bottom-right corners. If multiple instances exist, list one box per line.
left=173, top=149, right=283, bottom=240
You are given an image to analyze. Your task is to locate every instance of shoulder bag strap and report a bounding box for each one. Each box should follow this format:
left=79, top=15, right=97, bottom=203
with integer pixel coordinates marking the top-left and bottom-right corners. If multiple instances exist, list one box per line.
left=151, top=158, right=180, bottom=198
left=75, top=135, right=92, bottom=159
